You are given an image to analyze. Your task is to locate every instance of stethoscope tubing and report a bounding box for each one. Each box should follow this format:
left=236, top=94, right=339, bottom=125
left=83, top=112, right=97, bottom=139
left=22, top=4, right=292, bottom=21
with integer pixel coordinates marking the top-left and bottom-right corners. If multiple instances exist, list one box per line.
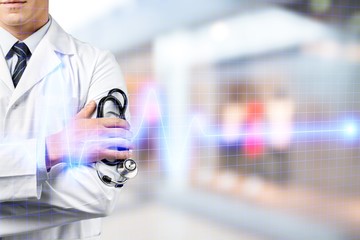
left=95, top=88, right=137, bottom=188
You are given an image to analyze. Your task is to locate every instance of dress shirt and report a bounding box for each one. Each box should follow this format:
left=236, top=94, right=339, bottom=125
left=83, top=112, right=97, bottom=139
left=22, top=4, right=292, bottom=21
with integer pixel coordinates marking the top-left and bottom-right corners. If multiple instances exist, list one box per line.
left=0, top=17, right=52, bottom=75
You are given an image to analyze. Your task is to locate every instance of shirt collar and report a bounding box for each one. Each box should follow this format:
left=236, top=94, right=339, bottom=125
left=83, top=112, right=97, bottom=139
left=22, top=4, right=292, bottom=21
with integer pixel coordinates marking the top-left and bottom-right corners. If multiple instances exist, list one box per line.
left=0, top=16, right=52, bottom=58
left=0, top=27, right=17, bottom=59
left=23, top=17, right=52, bottom=54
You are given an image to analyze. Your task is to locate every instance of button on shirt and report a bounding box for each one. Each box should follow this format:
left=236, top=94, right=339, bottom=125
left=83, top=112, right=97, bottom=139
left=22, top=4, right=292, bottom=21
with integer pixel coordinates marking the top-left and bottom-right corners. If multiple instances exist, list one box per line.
left=0, top=17, right=52, bottom=76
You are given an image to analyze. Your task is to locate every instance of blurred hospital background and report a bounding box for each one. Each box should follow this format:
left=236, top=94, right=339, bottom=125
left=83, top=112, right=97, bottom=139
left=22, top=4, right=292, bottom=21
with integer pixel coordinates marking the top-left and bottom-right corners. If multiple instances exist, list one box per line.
left=51, top=0, right=360, bottom=239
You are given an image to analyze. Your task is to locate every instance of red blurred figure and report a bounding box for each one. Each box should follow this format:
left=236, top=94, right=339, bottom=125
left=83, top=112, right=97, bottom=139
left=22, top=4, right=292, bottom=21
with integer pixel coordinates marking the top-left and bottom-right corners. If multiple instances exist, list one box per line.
left=244, top=101, right=265, bottom=158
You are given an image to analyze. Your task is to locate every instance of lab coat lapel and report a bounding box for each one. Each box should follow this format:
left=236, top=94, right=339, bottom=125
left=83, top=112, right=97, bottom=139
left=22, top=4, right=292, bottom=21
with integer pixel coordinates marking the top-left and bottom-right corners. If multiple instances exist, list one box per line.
left=0, top=50, right=14, bottom=92
left=9, top=19, right=74, bottom=107
left=9, top=41, right=61, bottom=106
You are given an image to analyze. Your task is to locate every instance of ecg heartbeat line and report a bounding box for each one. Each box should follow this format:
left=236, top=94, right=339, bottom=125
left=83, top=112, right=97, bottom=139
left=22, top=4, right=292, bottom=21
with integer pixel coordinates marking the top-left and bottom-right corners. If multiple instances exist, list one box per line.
left=27, top=84, right=359, bottom=167
left=131, top=89, right=353, bottom=136
left=124, top=88, right=357, bottom=163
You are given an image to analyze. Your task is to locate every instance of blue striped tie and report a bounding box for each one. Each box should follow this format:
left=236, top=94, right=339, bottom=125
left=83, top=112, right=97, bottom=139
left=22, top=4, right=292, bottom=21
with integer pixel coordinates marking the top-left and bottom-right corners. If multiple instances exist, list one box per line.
left=7, top=42, right=31, bottom=87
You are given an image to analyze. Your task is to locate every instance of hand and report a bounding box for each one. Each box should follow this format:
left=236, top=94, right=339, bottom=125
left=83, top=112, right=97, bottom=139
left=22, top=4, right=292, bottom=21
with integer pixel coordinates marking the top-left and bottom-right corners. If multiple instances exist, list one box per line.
left=45, top=101, right=133, bottom=169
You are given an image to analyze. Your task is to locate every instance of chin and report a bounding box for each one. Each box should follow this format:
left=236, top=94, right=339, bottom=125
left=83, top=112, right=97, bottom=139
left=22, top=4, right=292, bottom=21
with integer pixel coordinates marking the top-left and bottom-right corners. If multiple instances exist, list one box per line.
left=1, top=14, right=29, bottom=26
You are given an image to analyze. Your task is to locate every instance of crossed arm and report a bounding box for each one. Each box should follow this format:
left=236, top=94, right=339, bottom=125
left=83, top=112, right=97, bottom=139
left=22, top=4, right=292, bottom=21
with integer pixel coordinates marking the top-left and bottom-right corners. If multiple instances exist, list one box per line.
left=46, top=100, right=133, bottom=169
left=0, top=52, right=133, bottom=236
left=0, top=101, right=133, bottom=236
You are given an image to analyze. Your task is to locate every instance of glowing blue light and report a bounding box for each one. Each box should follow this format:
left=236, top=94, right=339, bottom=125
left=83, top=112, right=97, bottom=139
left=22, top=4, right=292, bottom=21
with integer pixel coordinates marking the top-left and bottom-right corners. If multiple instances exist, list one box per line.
left=344, top=123, right=357, bottom=137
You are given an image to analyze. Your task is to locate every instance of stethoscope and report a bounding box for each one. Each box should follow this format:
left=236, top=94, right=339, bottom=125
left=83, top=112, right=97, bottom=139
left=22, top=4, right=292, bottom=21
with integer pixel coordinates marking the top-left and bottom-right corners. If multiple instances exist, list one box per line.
left=95, top=88, right=138, bottom=188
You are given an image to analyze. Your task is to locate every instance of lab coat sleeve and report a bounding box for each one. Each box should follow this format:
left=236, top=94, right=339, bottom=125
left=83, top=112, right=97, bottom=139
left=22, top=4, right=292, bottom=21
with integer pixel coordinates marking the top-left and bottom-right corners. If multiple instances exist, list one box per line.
left=40, top=51, right=128, bottom=215
left=87, top=51, right=130, bottom=120
left=0, top=51, right=130, bottom=236
left=0, top=138, right=45, bottom=201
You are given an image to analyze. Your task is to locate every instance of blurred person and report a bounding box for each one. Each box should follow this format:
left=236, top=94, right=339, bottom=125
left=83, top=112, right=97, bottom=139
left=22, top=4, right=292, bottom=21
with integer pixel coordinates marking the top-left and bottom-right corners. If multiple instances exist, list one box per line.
left=0, top=0, right=132, bottom=239
left=221, top=101, right=246, bottom=145
left=219, top=85, right=247, bottom=174
left=243, top=100, right=267, bottom=178
left=219, top=84, right=267, bottom=177
left=244, top=101, right=265, bottom=158
left=265, top=88, right=294, bottom=183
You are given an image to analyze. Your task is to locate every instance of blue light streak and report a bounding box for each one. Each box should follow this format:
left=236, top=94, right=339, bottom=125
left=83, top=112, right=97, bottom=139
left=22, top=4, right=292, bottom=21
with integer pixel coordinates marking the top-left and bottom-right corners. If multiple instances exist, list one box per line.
left=2, top=87, right=358, bottom=168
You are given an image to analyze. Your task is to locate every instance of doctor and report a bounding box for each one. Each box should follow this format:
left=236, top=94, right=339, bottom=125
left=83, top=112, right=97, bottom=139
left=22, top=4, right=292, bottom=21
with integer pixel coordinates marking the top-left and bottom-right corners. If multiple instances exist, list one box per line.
left=0, top=0, right=132, bottom=239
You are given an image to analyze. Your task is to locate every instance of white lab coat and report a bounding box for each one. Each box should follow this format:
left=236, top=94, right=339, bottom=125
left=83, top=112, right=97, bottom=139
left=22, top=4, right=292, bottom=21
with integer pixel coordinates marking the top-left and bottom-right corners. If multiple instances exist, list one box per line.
left=0, top=19, right=129, bottom=239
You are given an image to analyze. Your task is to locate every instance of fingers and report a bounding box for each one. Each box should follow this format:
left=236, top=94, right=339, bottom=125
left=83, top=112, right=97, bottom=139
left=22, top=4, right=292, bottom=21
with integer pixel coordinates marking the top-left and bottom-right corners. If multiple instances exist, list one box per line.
left=98, top=138, right=134, bottom=150
left=85, top=138, right=133, bottom=152
left=100, top=149, right=133, bottom=161
left=71, top=101, right=134, bottom=163
left=75, top=101, right=96, bottom=119
left=82, top=138, right=134, bottom=163
left=100, top=128, right=133, bottom=140
left=99, top=118, right=130, bottom=129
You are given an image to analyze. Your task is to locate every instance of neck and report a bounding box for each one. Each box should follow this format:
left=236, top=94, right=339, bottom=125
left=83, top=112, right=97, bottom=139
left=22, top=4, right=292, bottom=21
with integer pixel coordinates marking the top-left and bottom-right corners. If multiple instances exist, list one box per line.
left=2, top=16, right=49, bottom=41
